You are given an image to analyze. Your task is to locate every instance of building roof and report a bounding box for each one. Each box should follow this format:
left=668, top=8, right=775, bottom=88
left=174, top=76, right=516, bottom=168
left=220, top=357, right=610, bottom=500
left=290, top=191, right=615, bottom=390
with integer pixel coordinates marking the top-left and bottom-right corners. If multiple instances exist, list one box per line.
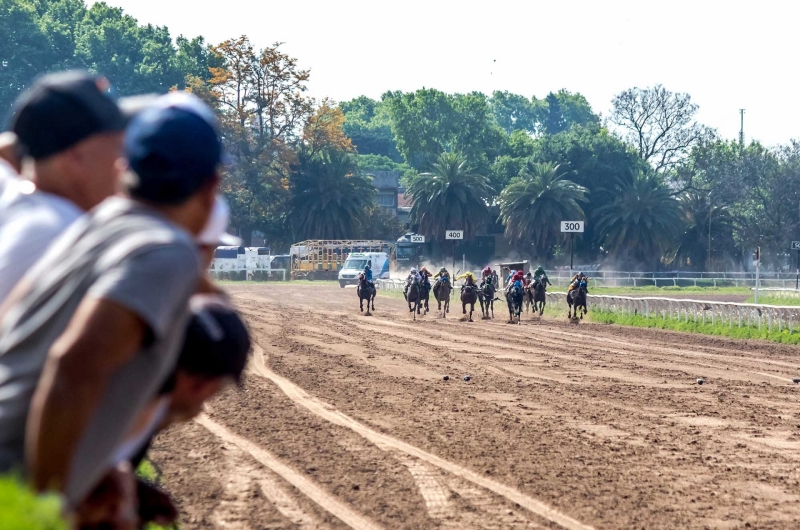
left=397, top=192, right=413, bottom=208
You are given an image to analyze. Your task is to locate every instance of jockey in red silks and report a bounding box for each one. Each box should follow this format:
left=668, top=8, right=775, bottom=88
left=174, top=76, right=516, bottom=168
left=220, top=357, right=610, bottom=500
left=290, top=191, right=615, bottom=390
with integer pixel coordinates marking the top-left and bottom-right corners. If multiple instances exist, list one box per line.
left=480, top=266, right=494, bottom=288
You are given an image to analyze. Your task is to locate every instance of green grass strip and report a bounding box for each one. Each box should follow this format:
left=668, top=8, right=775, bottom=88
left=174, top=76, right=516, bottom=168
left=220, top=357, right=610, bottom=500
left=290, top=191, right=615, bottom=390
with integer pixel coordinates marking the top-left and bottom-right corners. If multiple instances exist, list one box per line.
left=587, top=308, right=800, bottom=345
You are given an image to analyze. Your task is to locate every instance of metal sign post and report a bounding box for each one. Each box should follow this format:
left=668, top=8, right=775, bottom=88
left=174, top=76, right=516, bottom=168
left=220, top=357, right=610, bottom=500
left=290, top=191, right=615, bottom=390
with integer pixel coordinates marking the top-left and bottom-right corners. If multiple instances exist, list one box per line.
left=792, top=242, right=800, bottom=290
left=446, top=231, right=463, bottom=273
left=561, top=222, right=585, bottom=272
left=754, top=246, right=761, bottom=304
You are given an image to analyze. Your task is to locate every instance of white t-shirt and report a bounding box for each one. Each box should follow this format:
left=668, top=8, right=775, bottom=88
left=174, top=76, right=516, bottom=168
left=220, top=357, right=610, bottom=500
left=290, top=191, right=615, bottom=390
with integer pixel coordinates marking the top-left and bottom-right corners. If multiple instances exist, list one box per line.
left=0, top=159, right=18, bottom=196
left=0, top=182, right=83, bottom=303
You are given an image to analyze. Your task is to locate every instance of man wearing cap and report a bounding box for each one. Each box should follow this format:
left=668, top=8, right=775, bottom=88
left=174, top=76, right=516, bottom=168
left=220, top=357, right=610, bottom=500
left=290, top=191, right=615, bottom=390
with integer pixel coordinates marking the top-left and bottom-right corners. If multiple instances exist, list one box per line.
left=77, top=294, right=251, bottom=528
left=0, top=71, right=126, bottom=304
left=0, top=92, right=221, bottom=512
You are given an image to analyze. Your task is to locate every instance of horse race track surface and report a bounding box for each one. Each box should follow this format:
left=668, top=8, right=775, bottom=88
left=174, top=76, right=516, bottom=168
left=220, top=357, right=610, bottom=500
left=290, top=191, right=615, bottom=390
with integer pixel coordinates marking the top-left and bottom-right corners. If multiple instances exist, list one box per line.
left=151, top=284, right=800, bottom=529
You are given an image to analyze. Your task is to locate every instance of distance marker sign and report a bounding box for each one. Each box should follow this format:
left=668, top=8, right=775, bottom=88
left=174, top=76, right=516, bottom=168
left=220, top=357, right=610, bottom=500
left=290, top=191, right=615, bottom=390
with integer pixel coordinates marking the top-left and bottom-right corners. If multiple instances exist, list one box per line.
left=561, top=221, right=584, bottom=233
left=445, top=230, right=464, bottom=240
left=411, top=235, right=425, bottom=243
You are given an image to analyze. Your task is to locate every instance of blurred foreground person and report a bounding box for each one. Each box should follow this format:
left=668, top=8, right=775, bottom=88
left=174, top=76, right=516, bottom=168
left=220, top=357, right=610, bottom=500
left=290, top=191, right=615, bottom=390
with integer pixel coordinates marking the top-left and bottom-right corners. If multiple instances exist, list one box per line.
left=77, top=295, right=251, bottom=529
left=0, top=71, right=125, bottom=303
left=0, top=132, right=22, bottom=190
left=0, top=93, right=221, bottom=513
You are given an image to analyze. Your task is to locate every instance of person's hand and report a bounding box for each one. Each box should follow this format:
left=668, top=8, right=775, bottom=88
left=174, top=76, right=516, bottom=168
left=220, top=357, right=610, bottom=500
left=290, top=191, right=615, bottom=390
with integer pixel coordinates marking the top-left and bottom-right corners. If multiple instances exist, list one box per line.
left=74, top=462, right=138, bottom=529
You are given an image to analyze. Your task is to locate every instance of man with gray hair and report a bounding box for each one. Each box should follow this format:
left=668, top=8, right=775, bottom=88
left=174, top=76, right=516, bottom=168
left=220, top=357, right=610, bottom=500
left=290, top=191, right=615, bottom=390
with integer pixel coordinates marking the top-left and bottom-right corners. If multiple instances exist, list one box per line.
left=0, top=92, right=222, bottom=513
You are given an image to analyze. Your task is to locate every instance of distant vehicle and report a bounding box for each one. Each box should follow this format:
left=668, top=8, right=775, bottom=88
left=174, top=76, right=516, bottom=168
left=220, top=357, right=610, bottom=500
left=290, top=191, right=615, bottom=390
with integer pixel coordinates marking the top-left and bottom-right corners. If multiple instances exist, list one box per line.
left=210, top=246, right=246, bottom=280
left=210, top=246, right=288, bottom=281
left=290, top=240, right=395, bottom=281
left=396, top=232, right=424, bottom=267
left=338, top=252, right=391, bottom=288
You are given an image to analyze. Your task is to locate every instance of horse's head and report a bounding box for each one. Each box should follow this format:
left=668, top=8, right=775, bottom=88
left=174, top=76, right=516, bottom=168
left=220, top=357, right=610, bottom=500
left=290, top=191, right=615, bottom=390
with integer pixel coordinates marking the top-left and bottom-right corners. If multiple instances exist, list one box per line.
left=486, top=276, right=493, bottom=286
left=579, top=280, right=587, bottom=292
left=358, top=272, right=365, bottom=281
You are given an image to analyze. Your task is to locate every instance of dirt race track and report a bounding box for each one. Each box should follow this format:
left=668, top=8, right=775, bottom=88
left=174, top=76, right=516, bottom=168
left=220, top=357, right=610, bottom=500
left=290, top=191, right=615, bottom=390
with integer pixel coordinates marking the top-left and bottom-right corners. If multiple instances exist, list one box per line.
left=150, top=284, right=800, bottom=529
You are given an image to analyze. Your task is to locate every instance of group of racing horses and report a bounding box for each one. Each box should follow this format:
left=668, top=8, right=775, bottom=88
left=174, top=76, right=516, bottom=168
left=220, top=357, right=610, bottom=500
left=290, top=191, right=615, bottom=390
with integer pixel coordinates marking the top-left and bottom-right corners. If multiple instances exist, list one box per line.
left=356, top=271, right=589, bottom=323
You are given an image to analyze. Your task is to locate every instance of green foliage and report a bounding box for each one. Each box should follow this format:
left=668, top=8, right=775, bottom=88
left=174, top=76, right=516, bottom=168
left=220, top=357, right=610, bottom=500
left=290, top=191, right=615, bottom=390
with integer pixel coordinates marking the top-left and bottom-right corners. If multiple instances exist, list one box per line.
left=0, top=475, right=67, bottom=530
left=498, top=162, right=588, bottom=252
left=384, top=89, right=507, bottom=171
left=589, top=308, right=800, bottom=345
left=290, top=150, right=376, bottom=240
left=0, top=0, right=212, bottom=113
left=339, top=96, right=400, bottom=161
left=407, top=152, right=492, bottom=242
left=355, top=154, right=417, bottom=184
left=672, top=191, right=738, bottom=270
left=594, top=172, right=681, bottom=266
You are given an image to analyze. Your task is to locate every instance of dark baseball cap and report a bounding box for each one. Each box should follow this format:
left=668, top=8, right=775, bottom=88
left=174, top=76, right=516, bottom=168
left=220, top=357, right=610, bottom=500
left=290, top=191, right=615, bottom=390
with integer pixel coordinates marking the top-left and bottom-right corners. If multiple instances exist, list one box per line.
left=176, top=295, right=251, bottom=384
left=124, top=92, right=222, bottom=205
left=8, top=70, right=125, bottom=160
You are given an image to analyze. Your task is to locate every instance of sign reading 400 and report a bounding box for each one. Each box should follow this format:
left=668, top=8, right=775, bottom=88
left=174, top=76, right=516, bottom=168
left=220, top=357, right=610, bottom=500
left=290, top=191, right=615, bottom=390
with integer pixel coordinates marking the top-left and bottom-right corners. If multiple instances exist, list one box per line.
left=445, top=230, right=464, bottom=240
left=560, top=221, right=584, bottom=233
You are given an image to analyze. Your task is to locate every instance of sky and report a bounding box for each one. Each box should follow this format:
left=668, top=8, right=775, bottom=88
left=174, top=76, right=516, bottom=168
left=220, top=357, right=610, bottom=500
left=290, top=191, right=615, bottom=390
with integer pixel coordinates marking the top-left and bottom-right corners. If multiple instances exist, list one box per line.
left=91, top=0, right=800, bottom=146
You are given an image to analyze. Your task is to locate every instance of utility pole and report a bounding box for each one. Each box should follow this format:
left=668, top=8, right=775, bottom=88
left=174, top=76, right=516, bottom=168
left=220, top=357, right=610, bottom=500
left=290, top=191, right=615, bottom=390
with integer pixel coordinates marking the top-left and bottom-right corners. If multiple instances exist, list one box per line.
left=739, top=109, right=746, bottom=149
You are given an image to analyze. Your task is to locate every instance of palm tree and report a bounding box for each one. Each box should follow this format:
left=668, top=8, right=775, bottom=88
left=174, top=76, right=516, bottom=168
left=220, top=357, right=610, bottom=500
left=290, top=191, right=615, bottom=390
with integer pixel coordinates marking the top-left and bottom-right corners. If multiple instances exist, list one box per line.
left=291, top=150, right=376, bottom=240
left=594, top=172, right=681, bottom=267
left=498, top=162, right=588, bottom=251
left=407, top=152, right=492, bottom=240
left=672, top=191, right=738, bottom=270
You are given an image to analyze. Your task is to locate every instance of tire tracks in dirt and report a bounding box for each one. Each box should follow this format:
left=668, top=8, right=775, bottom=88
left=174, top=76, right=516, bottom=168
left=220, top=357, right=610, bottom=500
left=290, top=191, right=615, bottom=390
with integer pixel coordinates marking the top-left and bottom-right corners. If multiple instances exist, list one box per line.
left=248, top=340, right=593, bottom=530
left=196, top=414, right=383, bottom=530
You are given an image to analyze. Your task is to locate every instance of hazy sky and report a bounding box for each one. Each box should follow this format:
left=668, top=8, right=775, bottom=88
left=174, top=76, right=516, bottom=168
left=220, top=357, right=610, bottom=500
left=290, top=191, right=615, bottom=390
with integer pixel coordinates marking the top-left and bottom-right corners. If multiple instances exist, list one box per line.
left=92, top=0, right=798, bottom=145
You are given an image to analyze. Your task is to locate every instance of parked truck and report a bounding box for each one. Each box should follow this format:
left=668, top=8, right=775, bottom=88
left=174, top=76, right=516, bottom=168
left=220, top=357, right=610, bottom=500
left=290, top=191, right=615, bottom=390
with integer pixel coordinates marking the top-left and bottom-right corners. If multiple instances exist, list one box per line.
left=290, top=240, right=395, bottom=281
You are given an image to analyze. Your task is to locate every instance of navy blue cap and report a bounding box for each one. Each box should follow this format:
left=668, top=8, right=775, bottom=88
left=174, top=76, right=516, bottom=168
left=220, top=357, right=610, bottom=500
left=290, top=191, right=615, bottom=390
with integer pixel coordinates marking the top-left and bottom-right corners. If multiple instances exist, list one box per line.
left=9, top=70, right=125, bottom=160
left=125, top=93, right=221, bottom=205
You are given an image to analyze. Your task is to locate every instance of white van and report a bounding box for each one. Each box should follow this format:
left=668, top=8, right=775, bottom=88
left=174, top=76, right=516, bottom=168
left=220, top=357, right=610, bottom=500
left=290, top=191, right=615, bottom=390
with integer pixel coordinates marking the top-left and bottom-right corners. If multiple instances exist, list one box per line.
left=338, top=252, right=390, bottom=288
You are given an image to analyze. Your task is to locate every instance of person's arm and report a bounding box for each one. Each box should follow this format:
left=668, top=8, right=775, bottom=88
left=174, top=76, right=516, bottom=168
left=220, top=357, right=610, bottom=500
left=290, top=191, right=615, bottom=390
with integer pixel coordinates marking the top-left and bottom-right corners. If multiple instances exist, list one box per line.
left=27, top=297, right=147, bottom=493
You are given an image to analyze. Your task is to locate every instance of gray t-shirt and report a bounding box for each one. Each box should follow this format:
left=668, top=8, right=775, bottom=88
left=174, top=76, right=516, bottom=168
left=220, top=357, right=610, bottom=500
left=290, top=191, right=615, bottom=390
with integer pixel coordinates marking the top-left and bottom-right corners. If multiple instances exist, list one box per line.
left=0, top=197, right=199, bottom=504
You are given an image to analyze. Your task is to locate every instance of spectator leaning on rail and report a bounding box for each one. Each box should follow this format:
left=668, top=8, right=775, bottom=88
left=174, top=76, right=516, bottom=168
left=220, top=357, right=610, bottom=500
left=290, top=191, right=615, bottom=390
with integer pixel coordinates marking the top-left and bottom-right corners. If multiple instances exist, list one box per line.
left=77, top=294, right=251, bottom=528
left=0, top=92, right=222, bottom=512
left=0, top=71, right=126, bottom=304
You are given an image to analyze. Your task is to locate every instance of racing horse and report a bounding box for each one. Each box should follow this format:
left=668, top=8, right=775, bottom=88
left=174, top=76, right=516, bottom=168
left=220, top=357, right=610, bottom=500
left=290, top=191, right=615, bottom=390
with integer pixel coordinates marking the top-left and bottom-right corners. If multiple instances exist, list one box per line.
left=523, top=281, right=535, bottom=313
left=419, top=277, right=431, bottom=315
left=356, top=273, right=376, bottom=315
left=531, top=279, right=547, bottom=316
left=404, top=275, right=423, bottom=320
left=461, top=283, right=478, bottom=322
left=478, top=276, right=497, bottom=319
left=434, top=277, right=452, bottom=318
left=567, top=280, right=588, bottom=320
left=506, top=282, right=524, bottom=324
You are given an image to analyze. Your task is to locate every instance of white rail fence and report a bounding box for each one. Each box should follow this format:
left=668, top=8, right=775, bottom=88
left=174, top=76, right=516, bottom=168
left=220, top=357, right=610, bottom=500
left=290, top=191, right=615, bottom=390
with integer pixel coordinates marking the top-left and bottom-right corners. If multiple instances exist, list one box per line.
left=376, top=279, right=407, bottom=291
left=546, top=292, right=800, bottom=334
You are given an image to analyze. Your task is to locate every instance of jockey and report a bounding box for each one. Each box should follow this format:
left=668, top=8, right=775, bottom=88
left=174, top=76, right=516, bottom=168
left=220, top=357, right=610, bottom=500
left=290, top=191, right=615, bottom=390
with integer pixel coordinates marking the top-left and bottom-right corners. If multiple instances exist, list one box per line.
left=507, top=270, right=525, bottom=293
left=506, top=270, right=516, bottom=287
left=533, top=266, right=551, bottom=289
left=363, top=264, right=373, bottom=283
left=419, top=267, right=432, bottom=291
left=404, top=267, right=422, bottom=296
left=456, top=271, right=477, bottom=290
left=569, top=271, right=588, bottom=292
left=524, top=272, right=533, bottom=286
left=433, top=267, right=450, bottom=296
left=480, top=266, right=494, bottom=288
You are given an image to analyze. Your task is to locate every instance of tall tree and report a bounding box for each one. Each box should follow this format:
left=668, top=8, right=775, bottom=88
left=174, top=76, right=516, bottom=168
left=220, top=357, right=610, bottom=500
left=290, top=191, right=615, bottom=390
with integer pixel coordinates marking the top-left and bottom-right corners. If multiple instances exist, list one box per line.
left=407, top=152, right=492, bottom=242
left=209, top=37, right=313, bottom=245
left=535, top=90, right=599, bottom=135
left=290, top=150, right=375, bottom=240
left=498, top=162, right=588, bottom=253
left=610, top=84, right=714, bottom=173
left=594, top=172, right=682, bottom=266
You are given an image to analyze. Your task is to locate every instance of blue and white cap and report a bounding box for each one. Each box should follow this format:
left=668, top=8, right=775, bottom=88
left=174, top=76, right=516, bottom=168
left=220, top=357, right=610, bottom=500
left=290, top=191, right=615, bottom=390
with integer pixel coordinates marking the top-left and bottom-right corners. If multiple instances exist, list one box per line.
left=125, top=92, right=222, bottom=204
